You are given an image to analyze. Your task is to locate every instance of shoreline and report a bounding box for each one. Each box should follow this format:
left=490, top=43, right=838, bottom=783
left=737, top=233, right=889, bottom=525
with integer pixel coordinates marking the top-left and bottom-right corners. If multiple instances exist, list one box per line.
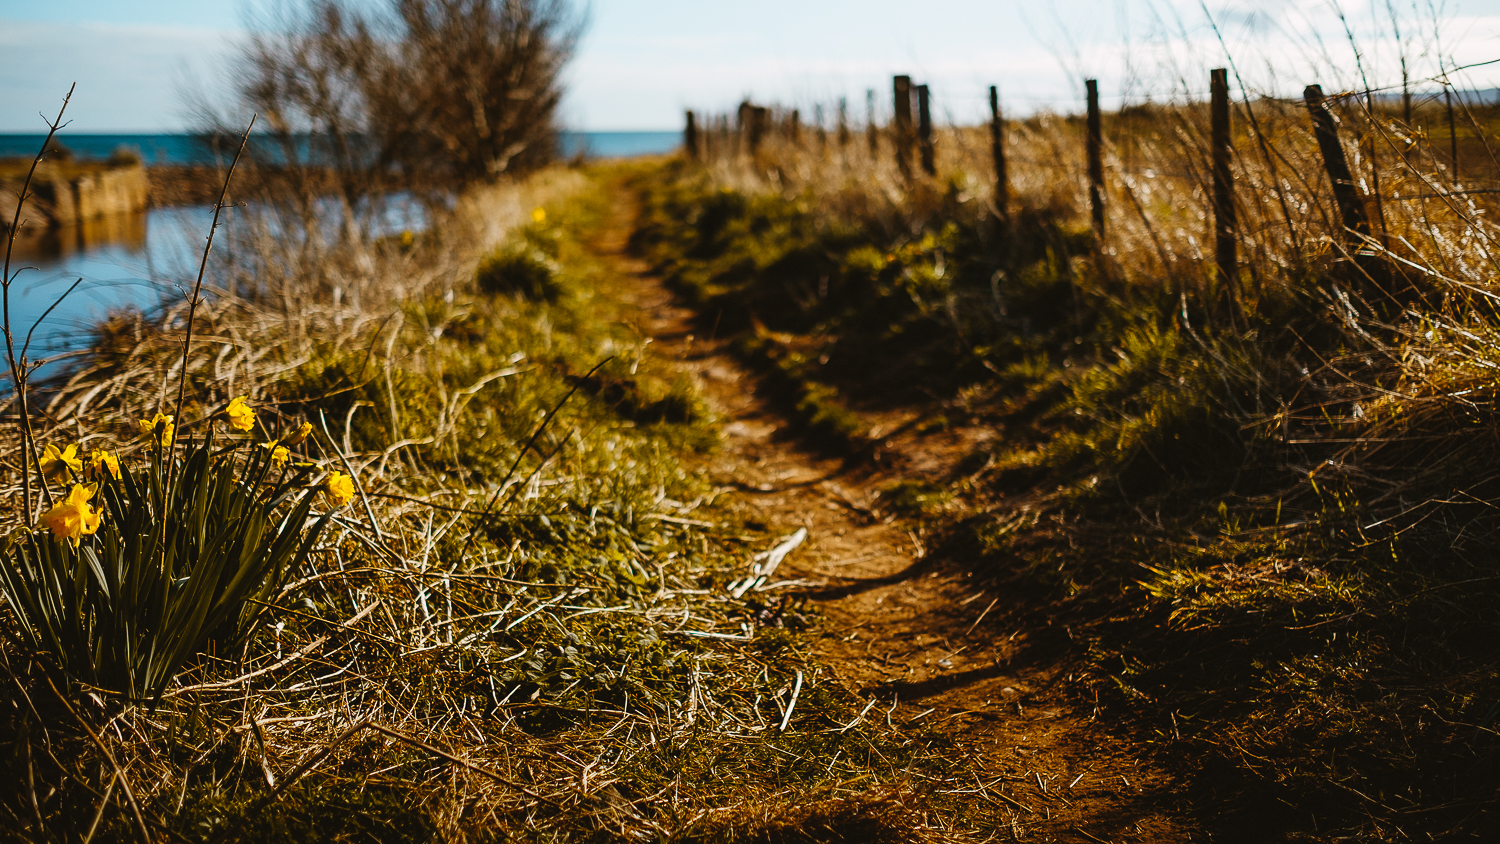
left=146, top=164, right=225, bottom=207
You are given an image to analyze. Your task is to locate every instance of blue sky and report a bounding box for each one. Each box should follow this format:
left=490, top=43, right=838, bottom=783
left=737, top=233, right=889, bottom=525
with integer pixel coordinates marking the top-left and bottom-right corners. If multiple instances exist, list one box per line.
left=4, top=0, right=1500, bottom=131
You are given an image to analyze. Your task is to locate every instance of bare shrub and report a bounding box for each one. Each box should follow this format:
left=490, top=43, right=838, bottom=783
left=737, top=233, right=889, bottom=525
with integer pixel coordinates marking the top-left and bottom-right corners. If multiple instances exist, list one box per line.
left=199, top=0, right=581, bottom=237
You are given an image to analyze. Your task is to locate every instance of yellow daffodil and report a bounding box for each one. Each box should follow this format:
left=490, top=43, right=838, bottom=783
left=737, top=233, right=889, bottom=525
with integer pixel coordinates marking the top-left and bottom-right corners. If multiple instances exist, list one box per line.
left=88, top=448, right=120, bottom=480
left=226, top=395, right=256, bottom=432
left=38, top=443, right=82, bottom=483
left=258, top=439, right=291, bottom=467
left=531, top=207, right=546, bottom=223
left=42, top=484, right=102, bottom=545
left=281, top=421, right=313, bottom=447
left=323, top=472, right=355, bottom=507
left=137, top=413, right=174, bottom=447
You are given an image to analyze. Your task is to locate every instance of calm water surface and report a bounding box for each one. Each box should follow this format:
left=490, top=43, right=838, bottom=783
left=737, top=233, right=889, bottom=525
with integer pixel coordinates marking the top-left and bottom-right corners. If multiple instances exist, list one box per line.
left=0, top=131, right=681, bottom=164
left=1, top=131, right=681, bottom=380
left=6, top=206, right=211, bottom=379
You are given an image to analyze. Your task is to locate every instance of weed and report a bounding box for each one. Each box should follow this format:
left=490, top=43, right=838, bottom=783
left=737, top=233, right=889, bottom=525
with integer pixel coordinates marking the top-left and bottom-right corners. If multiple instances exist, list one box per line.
left=475, top=245, right=564, bottom=301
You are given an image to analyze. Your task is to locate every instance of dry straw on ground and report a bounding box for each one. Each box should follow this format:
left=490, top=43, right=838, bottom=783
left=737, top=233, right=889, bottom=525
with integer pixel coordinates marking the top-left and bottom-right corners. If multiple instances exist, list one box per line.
left=0, top=141, right=978, bottom=840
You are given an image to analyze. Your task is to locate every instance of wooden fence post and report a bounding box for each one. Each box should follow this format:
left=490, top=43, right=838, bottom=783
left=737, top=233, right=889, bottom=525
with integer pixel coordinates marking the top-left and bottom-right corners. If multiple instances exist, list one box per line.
left=838, top=97, right=850, bottom=148
left=894, top=75, right=914, bottom=179
left=737, top=100, right=752, bottom=158
left=1210, top=68, right=1236, bottom=290
left=1364, top=89, right=1388, bottom=245
left=867, top=89, right=878, bottom=155
left=1402, top=71, right=1412, bottom=129
left=917, top=84, right=936, bottom=176
left=1086, top=79, right=1105, bottom=238
left=788, top=109, right=801, bottom=145
left=684, top=110, right=699, bottom=160
left=1445, top=77, right=1459, bottom=180
left=1303, top=84, right=1371, bottom=242
left=743, top=105, right=768, bottom=157
left=989, top=85, right=1008, bottom=227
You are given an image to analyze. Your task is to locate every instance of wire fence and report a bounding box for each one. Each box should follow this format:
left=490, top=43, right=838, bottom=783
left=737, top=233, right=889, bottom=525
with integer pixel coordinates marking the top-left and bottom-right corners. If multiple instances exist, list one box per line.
left=676, top=58, right=1500, bottom=344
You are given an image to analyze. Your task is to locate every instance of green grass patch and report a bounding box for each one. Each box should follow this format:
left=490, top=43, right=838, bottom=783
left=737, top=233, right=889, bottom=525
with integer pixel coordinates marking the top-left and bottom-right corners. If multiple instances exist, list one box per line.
left=631, top=151, right=1500, bottom=841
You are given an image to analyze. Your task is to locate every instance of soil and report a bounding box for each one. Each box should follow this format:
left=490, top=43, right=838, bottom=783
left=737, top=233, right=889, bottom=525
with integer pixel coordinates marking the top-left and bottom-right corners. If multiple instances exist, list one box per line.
left=593, top=187, right=1206, bottom=842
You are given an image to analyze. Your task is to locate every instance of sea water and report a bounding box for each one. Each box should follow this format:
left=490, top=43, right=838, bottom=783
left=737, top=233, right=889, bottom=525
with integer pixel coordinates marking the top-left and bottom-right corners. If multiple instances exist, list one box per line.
left=0, top=131, right=681, bottom=381
left=0, top=131, right=682, bottom=165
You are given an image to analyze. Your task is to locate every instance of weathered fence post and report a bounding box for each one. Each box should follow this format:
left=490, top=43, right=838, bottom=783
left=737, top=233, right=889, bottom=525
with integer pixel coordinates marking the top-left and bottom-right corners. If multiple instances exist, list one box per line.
left=684, top=110, right=699, bottom=160
left=788, top=109, right=801, bottom=145
left=838, top=97, right=850, bottom=148
left=1085, top=78, right=1105, bottom=238
left=737, top=100, right=752, bottom=158
left=917, top=84, right=936, bottom=176
left=1445, top=77, right=1459, bottom=180
left=1402, top=69, right=1412, bottom=128
left=742, top=105, right=768, bottom=157
left=1210, top=68, right=1236, bottom=289
left=893, top=75, right=914, bottom=179
left=1364, top=89, right=1388, bottom=245
left=866, top=89, right=878, bottom=155
left=1303, top=84, right=1371, bottom=242
left=989, top=85, right=1008, bottom=227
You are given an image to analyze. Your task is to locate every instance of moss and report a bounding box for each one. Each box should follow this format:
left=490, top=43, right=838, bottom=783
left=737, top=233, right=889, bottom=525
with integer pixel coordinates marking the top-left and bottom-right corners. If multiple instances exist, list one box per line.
left=180, top=773, right=436, bottom=844
left=876, top=479, right=952, bottom=519
left=729, top=332, right=867, bottom=453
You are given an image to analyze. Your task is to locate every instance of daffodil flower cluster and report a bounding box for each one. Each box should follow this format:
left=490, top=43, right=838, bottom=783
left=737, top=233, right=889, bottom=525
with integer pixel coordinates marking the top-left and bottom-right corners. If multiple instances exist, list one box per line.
left=258, top=421, right=329, bottom=485
left=5, top=394, right=351, bottom=700
left=32, top=398, right=357, bottom=547
left=36, top=445, right=116, bottom=545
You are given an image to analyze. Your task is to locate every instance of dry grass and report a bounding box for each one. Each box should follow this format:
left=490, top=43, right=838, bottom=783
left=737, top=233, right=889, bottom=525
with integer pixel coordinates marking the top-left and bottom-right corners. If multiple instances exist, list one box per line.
left=635, top=63, right=1500, bottom=838
left=0, top=159, right=981, bottom=842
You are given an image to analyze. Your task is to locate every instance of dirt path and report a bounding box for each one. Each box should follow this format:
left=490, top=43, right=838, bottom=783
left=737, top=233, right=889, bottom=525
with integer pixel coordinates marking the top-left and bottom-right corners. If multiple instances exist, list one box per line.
left=594, top=188, right=1201, bottom=842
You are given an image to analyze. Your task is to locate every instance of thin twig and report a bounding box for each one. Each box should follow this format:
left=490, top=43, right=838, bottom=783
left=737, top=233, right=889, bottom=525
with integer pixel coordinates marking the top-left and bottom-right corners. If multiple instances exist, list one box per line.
left=21, top=276, right=84, bottom=361
left=778, top=669, right=804, bottom=731
left=318, top=409, right=385, bottom=542
left=459, top=357, right=612, bottom=555
left=363, top=722, right=565, bottom=807
left=170, top=116, right=256, bottom=485
left=44, top=678, right=151, bottom=844
left=3, top=84, right=75, bottom=521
